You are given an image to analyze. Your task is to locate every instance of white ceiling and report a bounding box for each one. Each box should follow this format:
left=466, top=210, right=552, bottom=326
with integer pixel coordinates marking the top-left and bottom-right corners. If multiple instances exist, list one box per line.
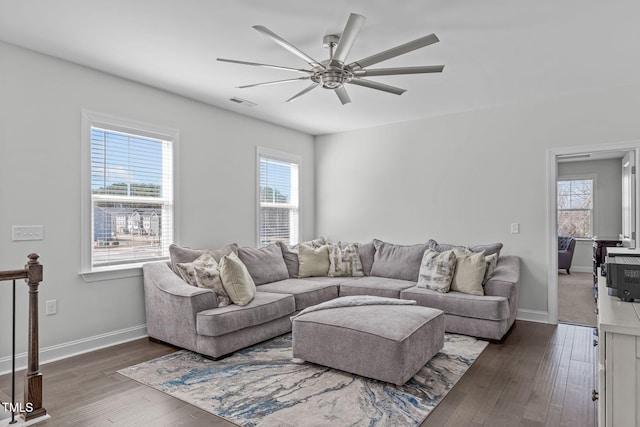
left=2, top=0, right=639, bottom=135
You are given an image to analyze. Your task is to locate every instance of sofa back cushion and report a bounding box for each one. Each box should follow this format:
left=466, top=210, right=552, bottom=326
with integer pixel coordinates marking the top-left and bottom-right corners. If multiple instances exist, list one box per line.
left=358, top=241, right=376, bottom=276
left=169, top=243, right=238, bottom=274
left=370, top=239, right=430, bottom=282
left=238, top=243, right=290, bottom=286
left=429, top=239, right=503, bottom=257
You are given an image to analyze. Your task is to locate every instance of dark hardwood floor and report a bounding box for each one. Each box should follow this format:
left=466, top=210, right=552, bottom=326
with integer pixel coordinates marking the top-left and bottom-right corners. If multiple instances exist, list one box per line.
left=0, top=321, right=596, bottom=427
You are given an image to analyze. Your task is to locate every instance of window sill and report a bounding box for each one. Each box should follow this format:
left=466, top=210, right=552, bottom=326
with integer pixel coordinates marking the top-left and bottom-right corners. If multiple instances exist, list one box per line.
left=79, top=264, right=144, bottom=283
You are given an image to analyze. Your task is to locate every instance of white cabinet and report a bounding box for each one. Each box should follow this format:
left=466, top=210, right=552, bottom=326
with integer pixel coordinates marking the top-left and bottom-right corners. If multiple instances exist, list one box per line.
left=596, top=277, right=640, bottom=427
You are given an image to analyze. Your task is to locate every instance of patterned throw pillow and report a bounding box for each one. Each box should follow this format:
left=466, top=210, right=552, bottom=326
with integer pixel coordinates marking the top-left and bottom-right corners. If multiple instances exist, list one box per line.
left=417, top=249, right=457, bottom=293
left=328, top=242, right=365, bottom=277
left=175, top=251, right=231, bottom=307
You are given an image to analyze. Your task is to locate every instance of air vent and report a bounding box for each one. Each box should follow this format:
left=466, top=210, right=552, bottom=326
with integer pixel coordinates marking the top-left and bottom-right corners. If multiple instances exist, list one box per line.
left=230, top=97, right=257, bottom=107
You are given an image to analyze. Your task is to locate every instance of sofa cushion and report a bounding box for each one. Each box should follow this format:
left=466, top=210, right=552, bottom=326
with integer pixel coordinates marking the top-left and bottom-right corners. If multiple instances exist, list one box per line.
left=429, top=239, right=503, bottom=257
left=400, top=286, right=510, bottom=321
left=370, top=239, right=429, bottom=282
left=483, top=253, right=498, bottom=286
left=175, top=251, right=231, bottom=307
left=358, top=241, right=376, bottom=276
left=278, top=241, right=300, bottom=278
left=450, top=251, right=486, bottom=296
left=169, top=243, right=238, bottom=274
left=328, top=243, right=364, bottom=277
left=238, top=243, right=289, bottom=286
left=417, top=249, right=456, bottom=293
left=257, top=279, right=339, bottom=310
left=298, top=244, right=330, bottom=278
left=339, top=276, right=417, bottom=299
left=219, top=253, right=256, bottom=306
left=196, top=291, right=295, bottom=337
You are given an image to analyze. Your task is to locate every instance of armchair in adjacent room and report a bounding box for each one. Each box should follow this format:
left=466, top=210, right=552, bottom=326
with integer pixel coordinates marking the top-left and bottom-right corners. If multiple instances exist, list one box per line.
left=558, top=236, right=577, bottom=274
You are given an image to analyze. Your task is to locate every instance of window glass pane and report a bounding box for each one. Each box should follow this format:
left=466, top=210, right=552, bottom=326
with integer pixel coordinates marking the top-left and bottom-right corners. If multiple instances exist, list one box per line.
left=258, top=153, right=299, bottom=247
left=557, top=178, right=594, bottom=238
left=90, top=126, right=172, bottom=267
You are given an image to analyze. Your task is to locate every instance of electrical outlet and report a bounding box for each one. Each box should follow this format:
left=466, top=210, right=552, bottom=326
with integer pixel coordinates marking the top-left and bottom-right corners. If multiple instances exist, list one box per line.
left=46, top=300, right=57, bottom=316
left=12, top=225, right=44, bottom=241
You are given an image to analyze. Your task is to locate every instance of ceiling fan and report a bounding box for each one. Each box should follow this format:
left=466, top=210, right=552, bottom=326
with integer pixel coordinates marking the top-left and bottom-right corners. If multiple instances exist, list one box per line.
left=217, top=13, right=444, bottom=105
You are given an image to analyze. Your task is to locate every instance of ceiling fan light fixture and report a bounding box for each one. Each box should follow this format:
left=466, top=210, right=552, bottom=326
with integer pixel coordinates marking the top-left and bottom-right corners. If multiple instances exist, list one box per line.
left=219, top=13, right=444, bottom=104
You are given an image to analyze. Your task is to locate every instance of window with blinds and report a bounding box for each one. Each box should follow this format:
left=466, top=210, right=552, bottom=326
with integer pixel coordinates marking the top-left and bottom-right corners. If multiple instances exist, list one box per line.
left=87, top=121, right=175, bottom=269
left=258, top=149, right=300, bottom=247
left=557, top=177, right=594, bottom=238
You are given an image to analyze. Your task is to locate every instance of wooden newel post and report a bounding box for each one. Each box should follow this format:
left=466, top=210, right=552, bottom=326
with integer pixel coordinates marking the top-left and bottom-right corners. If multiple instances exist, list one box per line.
left=23, top=253, right=47, bottom=421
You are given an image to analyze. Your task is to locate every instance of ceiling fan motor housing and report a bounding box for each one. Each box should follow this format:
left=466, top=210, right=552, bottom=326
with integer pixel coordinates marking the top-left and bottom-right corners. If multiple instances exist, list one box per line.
left=313, top=65, right=353, bottom=89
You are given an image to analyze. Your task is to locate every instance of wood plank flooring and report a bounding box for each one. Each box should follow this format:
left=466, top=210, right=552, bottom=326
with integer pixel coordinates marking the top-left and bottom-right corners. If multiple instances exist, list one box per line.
left=0, top=321, right=596, bottom=427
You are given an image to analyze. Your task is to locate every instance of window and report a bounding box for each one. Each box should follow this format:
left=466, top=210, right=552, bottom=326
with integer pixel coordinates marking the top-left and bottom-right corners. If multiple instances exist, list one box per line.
left=81, top=111, right=178, bottom=277
left=557, top=177, right=594, bottom=238
left=257, top=148, right=300, bottom=247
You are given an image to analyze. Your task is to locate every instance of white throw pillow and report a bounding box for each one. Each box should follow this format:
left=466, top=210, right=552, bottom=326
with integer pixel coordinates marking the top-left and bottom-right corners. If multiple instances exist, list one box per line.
left=417, top=249, right=457, bottom=293
left=175, top=251, right=231, bottom=307
left=482, top=253, right=498, bottom=286
left=450, top=251, right=487, bottom=296
left=298, top=244, right=330, bottom=278
left=218, top=253, right=256, bottom=306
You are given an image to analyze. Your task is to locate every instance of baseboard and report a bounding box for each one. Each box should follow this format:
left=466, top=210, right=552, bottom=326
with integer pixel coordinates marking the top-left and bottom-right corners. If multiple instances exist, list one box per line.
left=566, top=266, right=592, bottom=273
left=516, top=309, right=550, bottom=323
left=0, top=324, right=147, bottom=375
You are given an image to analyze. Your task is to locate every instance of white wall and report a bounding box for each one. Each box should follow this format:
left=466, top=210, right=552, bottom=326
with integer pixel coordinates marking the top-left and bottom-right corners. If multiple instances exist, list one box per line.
left=315, top=85, right=640, bottom=317
left=0, top=42, right=314, bottom=365
left=558, top=159, right=623, bottom=270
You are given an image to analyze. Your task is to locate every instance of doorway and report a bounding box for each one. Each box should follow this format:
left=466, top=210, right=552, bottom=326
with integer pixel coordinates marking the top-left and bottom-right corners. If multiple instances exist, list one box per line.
left=547, top=142, right=640, bottom=325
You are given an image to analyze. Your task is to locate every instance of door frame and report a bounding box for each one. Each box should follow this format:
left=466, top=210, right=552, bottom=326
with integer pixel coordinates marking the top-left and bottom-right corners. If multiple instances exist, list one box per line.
left=547, top=141, right=640, bottom=324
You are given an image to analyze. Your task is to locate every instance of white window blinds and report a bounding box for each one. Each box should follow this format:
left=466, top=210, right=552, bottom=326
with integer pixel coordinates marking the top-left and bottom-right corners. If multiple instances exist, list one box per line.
left=90, top=126, right=174, bottom=267
left=258, top=152, right=299, bottom=247
left=557, top=178, right=594, bottom=238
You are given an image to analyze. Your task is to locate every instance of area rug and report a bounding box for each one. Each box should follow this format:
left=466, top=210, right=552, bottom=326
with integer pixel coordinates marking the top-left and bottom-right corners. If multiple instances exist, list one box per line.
left=119, top=333, right=488, bottom=427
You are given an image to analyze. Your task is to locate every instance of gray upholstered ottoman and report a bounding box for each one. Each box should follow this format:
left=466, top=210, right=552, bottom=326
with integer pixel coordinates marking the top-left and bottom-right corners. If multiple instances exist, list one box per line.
left=292, top=297, right=445, bottom=385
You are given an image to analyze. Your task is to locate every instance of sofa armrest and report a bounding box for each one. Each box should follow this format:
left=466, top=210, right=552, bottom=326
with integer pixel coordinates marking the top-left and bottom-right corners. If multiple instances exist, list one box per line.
left=143, top=261, right=218, bottom=350
left=484, top=255, right=520, bottom=302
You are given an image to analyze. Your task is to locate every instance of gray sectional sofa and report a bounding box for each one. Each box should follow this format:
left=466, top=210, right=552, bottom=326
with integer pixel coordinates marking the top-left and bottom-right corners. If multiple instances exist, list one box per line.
left=143, top=238, right=520, bottom=359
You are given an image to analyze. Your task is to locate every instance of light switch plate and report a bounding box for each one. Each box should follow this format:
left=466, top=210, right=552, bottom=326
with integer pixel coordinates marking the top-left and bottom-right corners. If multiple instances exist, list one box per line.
left=12, top=225, right=44, bottom=241
left=511, top=223, right=520, bottom=234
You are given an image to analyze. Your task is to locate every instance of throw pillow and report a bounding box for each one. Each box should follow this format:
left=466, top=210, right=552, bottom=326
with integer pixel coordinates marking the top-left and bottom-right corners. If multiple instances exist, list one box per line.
left=175, top=252, right=230, bottom=307
left=482, top=253, right=498, bottom=286
left=450, top=251, right=487, bottom=296
left=328, top=242, right=365, bottom=277
left=169, top=243, right=238, bottom=274
left=218, top=253, right=256, bottom=306
left=238, top=243, right=289, bottom=285
left=297, top=244, right=330, bottom=278
left=370, top=239, right=429, bottom=282
left=417, top=249, right=457, bottom=293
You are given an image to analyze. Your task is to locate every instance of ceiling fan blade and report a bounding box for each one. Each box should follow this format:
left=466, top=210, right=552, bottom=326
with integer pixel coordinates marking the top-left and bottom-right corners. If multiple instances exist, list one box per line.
left=353, top=65, right=444, bottom=77
left=348, top=34, right=440, bottom=70
left=286, top=83, right=320, bottom=102
left=335, top=86, right=352, bottom=105
left=237, top=76, right=311, bottom=89
left=217, top=58, right=313, bottom=74
left=349, top=78, right=406, bottom=95
left=253, top=25, right=325, bottom=69
left=330, top=13, right=366, bottom=66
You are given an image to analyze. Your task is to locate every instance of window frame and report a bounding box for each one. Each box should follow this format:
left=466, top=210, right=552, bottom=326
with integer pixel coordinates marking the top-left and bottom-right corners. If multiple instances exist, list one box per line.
left=557, top=174, right=596, bottom=240
left=256, top=147, right=301, bottom=248
left=80, top=110, right=180, bottom=281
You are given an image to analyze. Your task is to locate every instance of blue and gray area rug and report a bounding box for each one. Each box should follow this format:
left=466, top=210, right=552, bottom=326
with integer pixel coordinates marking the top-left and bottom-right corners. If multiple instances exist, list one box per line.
left=119, top=333, right=487, bottom=427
